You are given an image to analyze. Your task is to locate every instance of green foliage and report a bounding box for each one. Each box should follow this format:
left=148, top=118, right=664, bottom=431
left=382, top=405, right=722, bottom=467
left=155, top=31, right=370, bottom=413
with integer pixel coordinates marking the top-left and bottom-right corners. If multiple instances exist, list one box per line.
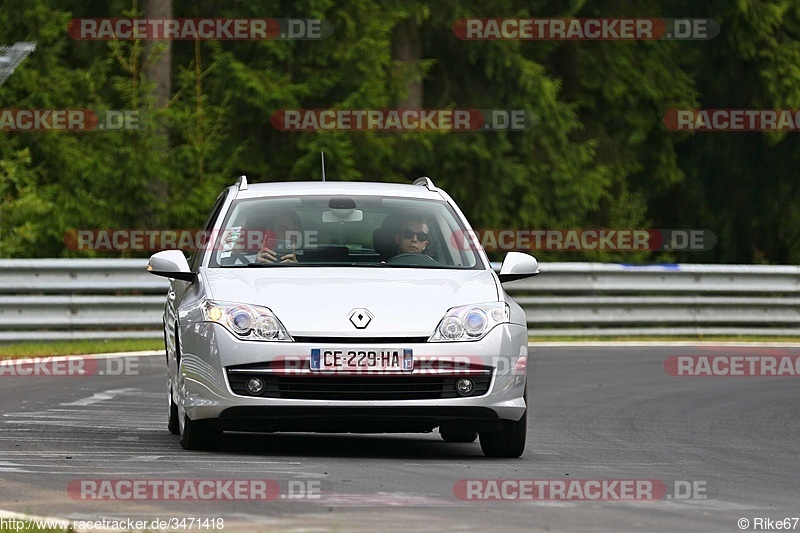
left=0, top=148, right=52, bottom=256
left=0, top=0, right=799, bottom=263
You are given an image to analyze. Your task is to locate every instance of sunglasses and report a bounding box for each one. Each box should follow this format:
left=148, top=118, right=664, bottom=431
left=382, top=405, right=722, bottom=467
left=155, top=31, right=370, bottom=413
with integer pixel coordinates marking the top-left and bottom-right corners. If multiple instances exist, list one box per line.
left=400, top=228, right=429, bottom=242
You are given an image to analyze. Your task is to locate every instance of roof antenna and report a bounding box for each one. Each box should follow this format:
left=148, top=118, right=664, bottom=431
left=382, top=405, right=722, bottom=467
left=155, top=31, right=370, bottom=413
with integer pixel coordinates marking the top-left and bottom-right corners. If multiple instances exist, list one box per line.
left=321, top=151, right=326, bottom=182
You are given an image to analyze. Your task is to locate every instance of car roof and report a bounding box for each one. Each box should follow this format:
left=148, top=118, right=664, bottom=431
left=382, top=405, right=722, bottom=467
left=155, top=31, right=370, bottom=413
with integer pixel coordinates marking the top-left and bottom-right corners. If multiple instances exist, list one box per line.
left=231, top=180, right=445, bottom=201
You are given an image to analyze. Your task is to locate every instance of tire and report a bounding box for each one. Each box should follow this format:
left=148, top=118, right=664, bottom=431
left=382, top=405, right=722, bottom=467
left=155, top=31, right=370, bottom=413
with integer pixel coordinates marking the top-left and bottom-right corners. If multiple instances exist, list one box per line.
left=179, top=414, right=222, bottom=451
left=440, top=430, right=478, bottom=443
left=168, top=327, right=181, bottom=435
left=479, top=411, right=527, bottom=458
left=167, top=386, right=180, bottom=435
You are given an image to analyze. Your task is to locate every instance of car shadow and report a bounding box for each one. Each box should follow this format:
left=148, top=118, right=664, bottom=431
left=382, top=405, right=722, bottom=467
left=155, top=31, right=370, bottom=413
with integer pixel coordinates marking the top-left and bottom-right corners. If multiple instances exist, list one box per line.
left=209, top=431, right=486, bottom=459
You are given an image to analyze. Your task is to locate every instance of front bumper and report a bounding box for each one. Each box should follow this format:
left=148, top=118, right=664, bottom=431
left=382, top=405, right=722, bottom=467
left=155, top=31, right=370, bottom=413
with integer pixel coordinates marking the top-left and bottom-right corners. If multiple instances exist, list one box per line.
left=177, top=322, right=528, bottom=433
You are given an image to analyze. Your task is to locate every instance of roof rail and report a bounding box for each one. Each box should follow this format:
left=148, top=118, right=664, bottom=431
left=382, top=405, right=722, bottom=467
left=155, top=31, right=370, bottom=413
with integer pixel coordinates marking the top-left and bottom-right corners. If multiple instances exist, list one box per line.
left=235, top=175, right=248, bottom=191
left=412, top=176, right=435, bottom=190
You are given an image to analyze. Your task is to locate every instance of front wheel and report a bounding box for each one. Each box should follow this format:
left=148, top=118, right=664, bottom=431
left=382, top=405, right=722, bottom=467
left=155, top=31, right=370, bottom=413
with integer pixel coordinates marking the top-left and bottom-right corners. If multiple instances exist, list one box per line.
left=479, top=412, right=527, bottom=458
left=167, top=385, right=180, bottom=435
left=179, top=414, right=222, bottom=451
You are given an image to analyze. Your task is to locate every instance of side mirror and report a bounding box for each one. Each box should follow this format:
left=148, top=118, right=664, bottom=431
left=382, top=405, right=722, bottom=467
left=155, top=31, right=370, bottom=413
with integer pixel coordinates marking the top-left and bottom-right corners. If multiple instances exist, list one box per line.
left=498, top=252, right=540, bottom=283
left=147, top=250, right=196, bottom=282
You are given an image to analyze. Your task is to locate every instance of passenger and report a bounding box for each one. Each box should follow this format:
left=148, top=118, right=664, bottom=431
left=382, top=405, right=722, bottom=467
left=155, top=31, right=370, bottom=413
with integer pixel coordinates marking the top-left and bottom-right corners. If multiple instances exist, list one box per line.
left=256, top=210, right=301, bottom=263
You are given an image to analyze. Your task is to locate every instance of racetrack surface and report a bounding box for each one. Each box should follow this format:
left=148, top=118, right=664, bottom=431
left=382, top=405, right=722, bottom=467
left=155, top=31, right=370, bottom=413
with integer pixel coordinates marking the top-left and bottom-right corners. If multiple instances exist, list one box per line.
left=0, top=345, right=797, bottom=532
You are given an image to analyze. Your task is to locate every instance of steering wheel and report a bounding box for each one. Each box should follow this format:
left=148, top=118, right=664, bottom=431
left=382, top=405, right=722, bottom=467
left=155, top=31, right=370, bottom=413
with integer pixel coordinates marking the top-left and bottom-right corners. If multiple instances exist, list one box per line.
left=385, top=253, right=441, bottom=266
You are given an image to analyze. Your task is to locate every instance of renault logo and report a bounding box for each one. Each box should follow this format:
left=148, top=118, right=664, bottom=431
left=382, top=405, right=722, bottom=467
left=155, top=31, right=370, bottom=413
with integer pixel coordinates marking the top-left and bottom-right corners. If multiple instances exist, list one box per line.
left=348, top=308, right=373, bottom=329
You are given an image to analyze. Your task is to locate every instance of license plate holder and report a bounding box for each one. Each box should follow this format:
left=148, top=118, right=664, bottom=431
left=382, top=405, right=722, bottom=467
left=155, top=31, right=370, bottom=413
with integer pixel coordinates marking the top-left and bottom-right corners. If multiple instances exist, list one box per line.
left=310, top=349, right=413, bottom=373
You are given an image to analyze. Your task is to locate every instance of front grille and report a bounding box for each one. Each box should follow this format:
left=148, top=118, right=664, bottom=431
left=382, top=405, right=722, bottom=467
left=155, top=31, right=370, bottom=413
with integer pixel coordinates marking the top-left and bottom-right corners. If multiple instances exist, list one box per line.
left=226, top=367, right=493, bottom=401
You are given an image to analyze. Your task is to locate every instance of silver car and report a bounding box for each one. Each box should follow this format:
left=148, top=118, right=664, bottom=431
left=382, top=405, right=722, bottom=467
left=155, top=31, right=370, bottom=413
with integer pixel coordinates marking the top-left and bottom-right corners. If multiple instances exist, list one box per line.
left=147, top=176, right=539, bottom=457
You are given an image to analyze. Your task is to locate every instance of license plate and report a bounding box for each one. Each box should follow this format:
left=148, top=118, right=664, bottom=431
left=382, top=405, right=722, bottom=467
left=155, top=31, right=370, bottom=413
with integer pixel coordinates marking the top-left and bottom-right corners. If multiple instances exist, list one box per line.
left=310, top=349, right=413, bottom=372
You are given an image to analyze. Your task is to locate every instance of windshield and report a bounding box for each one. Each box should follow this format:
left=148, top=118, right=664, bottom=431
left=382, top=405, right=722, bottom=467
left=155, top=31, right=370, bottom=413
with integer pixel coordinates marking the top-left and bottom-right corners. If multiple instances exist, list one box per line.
left=208, top=195, right=484, bottom=269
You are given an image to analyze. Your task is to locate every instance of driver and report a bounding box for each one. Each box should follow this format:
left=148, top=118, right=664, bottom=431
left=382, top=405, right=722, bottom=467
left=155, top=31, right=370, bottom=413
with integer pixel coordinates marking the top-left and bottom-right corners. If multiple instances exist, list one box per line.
left=395, top=215, right=430, bottom=255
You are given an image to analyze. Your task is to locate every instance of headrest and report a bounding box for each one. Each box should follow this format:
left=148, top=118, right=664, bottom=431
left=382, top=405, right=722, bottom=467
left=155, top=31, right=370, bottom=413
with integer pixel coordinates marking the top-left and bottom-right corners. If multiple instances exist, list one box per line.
left=373, top=227, right=397, bottom=258
left=372, top=213, right=406, bottom=258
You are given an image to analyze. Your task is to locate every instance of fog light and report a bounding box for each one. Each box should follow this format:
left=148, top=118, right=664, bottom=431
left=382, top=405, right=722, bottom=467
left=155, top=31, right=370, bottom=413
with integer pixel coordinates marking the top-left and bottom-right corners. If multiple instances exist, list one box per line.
left=455, top=378, right=474, bottom=396
left=246, top=377, right=265, bottom=395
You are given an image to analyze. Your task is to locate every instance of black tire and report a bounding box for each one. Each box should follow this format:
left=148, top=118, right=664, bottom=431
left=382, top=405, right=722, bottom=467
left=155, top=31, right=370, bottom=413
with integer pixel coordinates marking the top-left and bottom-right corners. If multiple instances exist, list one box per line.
left=440, top=430, right=478, bottom=443
left=179, top=414, right=222, bottom=451
left=479, top=411, right=527, bottom=458
left=167, top=387, right=180, bottom=435
left=167, top=327, right=180, bottom=435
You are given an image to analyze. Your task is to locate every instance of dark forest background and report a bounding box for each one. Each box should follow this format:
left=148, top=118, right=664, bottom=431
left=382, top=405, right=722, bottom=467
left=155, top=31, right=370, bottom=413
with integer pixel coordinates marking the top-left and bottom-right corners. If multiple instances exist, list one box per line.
left=2, top=0, right=800, bottom=264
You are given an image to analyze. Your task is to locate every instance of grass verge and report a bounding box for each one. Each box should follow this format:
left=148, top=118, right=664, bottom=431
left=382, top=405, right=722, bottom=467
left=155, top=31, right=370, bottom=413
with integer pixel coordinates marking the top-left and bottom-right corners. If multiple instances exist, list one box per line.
left=1, top=335, right=796, bottom=360
left=0, top=339, right=163, bottom=358
left=0, top=522, right=74, bottom=533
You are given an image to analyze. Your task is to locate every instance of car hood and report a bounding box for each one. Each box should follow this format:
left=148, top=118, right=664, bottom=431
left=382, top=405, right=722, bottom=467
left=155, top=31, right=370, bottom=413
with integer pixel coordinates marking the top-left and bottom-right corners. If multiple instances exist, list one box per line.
left=202, top=267, right=500, bottom=337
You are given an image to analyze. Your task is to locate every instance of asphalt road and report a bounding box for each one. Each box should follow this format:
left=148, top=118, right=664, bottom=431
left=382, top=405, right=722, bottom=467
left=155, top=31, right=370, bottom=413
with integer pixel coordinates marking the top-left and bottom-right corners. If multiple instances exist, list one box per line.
left=0, top=345, right=797, bottom=532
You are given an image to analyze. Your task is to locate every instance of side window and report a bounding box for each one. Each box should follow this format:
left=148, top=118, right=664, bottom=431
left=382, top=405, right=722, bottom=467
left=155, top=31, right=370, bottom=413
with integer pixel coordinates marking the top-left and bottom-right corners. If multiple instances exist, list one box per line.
left=189, top=191, right=228, bottom=271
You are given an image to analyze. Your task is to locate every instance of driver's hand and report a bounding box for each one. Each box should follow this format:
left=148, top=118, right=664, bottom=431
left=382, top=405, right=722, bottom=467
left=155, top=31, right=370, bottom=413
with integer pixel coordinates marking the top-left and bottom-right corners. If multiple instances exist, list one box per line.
left=256, top=246, right=277, bottom=263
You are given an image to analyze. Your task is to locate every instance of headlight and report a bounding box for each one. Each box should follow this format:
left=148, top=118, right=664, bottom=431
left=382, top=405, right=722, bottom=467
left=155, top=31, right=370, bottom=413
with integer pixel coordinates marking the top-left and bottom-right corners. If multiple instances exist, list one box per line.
left=202, top=301, right=292, bottom=341
left=429, top=302, right=509, bottom=342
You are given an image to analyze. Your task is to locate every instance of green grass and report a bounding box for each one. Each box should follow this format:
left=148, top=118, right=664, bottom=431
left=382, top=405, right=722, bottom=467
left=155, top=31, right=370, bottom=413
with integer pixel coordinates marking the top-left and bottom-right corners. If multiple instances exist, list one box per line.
left=0, top=524, right=74, bottom=533
left=0, top=524, right=75, bottom=533
left=0, top=338, right=163, bottom=358
left=0, top=518, right=176, bottom=532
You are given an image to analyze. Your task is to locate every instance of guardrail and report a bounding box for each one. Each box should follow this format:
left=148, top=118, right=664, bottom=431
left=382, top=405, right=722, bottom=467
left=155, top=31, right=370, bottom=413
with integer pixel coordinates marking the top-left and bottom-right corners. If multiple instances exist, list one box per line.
left=0, top=259, right=166, bottom=342
left=0, top=259, right=798, bottom=341
left=504, top=263, right=800, bottom=336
